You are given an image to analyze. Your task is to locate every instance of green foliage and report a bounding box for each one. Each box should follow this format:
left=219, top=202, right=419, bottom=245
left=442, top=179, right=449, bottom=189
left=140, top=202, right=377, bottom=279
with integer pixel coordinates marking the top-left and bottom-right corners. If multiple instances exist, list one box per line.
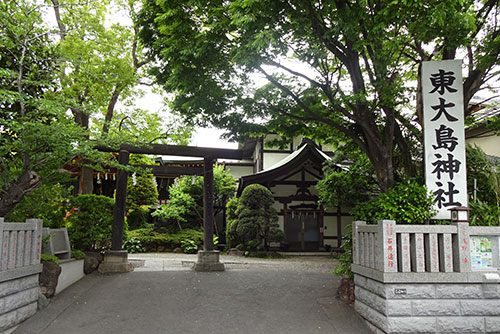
left=244, top=251, right=286, bottom=259
left=66, top=195, right=115, bottom=252
left=227, top=184, right=283, bottom=251
left=127, top=206, right=152, bottom=230
left=126, top=174, right=158, bottom=208
left=466, top=145, right=500, bottom=205
left=6, top=183, right=71, bottom=228
left=123, top=237, right=146, bottom=253
left=333, top=225, right=353, bottom=279
left=153, top=165, right=236, bottom=232
left=41, top=254, right=60, bottom=265
left=317, top=155, right=377, bottom=209
left=137, top=0, right=499, bottom=192
left=180, top=239, right=198, bottom=254
left=351, top=180, right=437, bottom=224
left=469, top=200, right=500, bottom=227
left=127, top=228, right=204, bottom=252
left=71, top=249, right=86, bottom=260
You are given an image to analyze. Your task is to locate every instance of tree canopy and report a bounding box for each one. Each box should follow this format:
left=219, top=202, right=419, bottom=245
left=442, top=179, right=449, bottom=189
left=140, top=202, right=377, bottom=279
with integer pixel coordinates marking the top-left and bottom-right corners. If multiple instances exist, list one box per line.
left=137, top=0, right=500, bottom=192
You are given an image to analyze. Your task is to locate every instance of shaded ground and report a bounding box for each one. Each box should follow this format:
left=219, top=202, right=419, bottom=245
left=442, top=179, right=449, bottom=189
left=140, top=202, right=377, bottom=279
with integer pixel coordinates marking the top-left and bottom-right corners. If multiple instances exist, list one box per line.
left=15, top=254, right=370, bottom=334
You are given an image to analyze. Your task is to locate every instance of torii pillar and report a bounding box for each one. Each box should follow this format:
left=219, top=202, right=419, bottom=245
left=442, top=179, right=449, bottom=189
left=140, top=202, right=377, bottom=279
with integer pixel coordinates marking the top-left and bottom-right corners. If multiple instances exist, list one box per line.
left=193, top=156, right=225, bottom=271
left=99, top=149, right=133, bottom=273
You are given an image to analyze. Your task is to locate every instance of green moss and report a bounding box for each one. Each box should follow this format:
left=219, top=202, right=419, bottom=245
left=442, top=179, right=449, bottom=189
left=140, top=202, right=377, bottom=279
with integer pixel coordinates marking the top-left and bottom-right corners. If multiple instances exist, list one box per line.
left=41, top=254, right=59, bottom=265
left=71, top=249, right=86, bottom=260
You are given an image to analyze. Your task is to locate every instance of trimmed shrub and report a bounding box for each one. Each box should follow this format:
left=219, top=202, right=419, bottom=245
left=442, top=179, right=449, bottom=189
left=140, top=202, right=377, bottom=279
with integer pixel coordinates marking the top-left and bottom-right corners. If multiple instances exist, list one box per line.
left=227, top=184, right=283, bottom=251
left=127, top=228, right=204, bottom=252
left=66, top=195, right=115, bottom=252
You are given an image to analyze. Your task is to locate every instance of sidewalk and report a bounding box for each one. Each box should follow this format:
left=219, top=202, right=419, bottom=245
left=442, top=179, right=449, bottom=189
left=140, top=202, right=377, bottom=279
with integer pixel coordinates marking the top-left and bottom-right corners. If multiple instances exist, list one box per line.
left=14, top=254, right=370, bottom=334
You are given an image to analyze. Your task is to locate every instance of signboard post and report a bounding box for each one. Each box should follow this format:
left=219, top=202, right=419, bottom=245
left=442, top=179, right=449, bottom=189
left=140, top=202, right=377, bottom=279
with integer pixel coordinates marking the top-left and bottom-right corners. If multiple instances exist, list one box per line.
left=422, top=60, right=467, bottom=219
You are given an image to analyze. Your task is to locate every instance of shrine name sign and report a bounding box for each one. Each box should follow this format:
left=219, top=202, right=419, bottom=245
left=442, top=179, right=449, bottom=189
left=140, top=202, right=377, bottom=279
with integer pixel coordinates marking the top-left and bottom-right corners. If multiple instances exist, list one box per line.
left=422, top=60, right=467, bottom=220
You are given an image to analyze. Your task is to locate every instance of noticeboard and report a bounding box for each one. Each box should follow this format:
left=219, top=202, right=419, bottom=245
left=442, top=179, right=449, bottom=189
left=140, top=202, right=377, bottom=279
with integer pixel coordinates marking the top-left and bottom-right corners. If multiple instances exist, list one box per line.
left=470, top=236, right=493, bottom=270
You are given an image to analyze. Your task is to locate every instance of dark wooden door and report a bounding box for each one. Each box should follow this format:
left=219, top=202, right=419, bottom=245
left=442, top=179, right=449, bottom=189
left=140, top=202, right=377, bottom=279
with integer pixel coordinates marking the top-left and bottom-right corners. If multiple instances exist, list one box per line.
left=284, top=211, right=322, bottom=251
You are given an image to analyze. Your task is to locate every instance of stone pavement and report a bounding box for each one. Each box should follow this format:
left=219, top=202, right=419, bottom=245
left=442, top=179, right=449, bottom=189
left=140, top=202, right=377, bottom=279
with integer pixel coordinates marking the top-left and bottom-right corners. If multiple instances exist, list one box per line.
left=14, top=253, right=370, bottom=334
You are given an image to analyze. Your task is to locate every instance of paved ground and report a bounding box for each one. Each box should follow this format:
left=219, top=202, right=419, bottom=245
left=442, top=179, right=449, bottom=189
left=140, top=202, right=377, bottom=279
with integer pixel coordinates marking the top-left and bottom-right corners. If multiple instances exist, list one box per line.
left=15, top=253, right=370, bottom=334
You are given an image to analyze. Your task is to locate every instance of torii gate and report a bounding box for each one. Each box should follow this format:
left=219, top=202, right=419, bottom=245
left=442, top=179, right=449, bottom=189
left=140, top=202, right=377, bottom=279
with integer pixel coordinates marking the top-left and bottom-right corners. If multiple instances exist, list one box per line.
left=96, top=143, right=249, bottom=272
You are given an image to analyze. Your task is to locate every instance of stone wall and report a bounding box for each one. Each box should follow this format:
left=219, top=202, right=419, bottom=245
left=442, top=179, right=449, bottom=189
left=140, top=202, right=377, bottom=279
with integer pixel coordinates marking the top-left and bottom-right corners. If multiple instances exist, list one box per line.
left=354, top=273, right=500, bottom=333
left=0, top=273, right=40, bottom=334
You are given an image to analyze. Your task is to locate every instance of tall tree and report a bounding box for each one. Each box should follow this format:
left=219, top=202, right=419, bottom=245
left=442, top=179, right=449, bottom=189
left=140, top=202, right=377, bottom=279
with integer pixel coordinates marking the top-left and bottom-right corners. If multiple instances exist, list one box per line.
left=137, top=0, right=500, bottom=192
left=50, top=0, right=192, bottom=193
left=0, top=0, right=90, bottom=216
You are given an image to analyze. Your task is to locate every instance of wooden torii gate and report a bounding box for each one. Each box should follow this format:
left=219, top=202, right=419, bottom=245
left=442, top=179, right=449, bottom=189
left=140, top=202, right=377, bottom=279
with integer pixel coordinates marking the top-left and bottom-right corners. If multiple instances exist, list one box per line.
left=96, top=143, right=248, bottom=272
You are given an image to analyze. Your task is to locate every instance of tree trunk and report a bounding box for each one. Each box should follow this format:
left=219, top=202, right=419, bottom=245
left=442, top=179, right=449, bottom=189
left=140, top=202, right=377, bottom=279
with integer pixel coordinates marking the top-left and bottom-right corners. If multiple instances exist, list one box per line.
left=0, top=170, right=40, bottom=217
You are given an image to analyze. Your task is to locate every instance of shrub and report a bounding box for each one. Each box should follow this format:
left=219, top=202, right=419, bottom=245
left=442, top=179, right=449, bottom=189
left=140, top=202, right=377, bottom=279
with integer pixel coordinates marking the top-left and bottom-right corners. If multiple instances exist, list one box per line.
left=126, top=174, right=158, bottom=208
left=351, top=180, right=436, bottom=224
left=227, top=184, right=283, bottom=251
left=127, top=228, right=204, bottom=251
left=71, top=249, right=86, bottom=260
left=66, top=195, right=115, bottom=252
left=127, top=206, right=152, bottom=230
left=123, top=237, right=146, bottom=253
left=7, top=183, right=70, bottom=228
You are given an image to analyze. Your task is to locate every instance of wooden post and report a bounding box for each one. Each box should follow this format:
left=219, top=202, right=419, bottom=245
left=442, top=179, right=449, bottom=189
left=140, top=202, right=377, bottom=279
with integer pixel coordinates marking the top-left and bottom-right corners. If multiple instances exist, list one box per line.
left=203, top=157, right=214, bottom=251
left=111, top=149, right=130, bottom=251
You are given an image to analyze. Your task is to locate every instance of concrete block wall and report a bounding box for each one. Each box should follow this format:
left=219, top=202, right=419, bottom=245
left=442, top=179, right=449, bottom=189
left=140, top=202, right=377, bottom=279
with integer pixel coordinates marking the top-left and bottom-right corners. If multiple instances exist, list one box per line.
left=0, top=274, right=39, bottom=334
left=355, top=274, right=500, bottom=333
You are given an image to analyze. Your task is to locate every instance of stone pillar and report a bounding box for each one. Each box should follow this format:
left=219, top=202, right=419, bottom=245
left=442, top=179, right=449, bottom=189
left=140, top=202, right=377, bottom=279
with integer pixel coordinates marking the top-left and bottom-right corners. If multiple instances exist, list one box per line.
left=453, top=222, right=471, bottom=272
left=376, top=220, right=397, bottom=272
left=98, top=250, right=133, bottom=274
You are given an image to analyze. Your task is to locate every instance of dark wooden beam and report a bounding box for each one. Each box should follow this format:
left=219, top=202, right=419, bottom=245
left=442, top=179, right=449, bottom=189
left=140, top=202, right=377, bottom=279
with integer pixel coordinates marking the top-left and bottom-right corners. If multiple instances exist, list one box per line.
left=111, top=149, right=129, bottom=251
left=269, top=180, right=317, bottom=187
left=97, top=143, right=248, bottom=160
left=134, top=165, right=203, bottom=176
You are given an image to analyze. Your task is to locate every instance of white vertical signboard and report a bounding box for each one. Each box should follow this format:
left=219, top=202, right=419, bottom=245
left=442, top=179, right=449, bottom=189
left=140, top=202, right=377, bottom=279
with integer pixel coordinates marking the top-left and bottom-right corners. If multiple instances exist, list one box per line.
left=422, top=60, right=467, bottom=220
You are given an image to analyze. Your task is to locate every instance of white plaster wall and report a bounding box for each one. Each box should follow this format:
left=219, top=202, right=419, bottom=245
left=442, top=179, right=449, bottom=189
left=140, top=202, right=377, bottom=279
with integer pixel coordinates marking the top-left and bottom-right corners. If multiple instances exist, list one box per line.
left=225, top=165, right=254, bottom=180
left=263, top=152, right=291, bottom=170
left=466, top=133, right=500, bottom=157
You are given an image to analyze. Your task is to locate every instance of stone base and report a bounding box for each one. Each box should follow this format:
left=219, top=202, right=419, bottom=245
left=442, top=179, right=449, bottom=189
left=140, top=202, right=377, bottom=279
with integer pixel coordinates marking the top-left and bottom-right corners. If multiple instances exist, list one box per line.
left=354, top=273, right=500, bottom=333
left=98, top=251, right=133, bottom=274
left=192, top=250, right=225, bottom=272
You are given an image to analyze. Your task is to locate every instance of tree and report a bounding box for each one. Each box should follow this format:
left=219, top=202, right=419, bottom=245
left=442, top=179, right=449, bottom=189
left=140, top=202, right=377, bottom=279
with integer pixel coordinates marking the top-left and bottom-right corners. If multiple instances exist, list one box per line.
left=153, top=165, right=236, bottom=232
left=137, top=0, right=500, bottom=192
left=0, top=0, right=91, bottom=216
left=50, top=0, right=193, bottom=193
left=226, top=184, right=283, bottom=251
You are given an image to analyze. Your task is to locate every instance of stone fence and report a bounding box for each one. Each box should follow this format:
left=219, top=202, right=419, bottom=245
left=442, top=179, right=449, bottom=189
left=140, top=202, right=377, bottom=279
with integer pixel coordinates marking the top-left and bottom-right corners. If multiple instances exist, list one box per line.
left=0, top=217, right=43, bottom=333
left=352, top=220, right=500, bottom=333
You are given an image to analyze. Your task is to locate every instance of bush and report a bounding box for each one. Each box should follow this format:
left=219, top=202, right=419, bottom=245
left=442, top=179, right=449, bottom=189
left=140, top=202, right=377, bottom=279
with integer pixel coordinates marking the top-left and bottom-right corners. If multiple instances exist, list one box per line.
left=123, top=237, right=146, bottom=253
left=351, top=180, right=436, bottom=224
left=7, top=183, right=70, bottom=228
left=71, top=249, right=86, bottom=260
left=126, top=174, right=158, bottom=208
left=66, top=195, right=115, bottom=252
left=226, top=184, right=283, bottom=251
left=127, top=206, right=152, bottom=230
left=127, top=228, right=204, bottom=251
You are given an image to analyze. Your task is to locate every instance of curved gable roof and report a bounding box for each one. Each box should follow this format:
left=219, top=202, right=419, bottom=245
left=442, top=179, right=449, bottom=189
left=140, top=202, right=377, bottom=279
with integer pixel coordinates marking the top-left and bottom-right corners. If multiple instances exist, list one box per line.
left=237, top=142, right=339, bottom=195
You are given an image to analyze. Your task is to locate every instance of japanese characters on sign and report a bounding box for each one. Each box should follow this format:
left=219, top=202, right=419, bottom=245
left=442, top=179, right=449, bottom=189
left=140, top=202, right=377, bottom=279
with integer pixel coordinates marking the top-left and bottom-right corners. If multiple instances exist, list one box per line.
left=422, top=60, right=467, bottom=219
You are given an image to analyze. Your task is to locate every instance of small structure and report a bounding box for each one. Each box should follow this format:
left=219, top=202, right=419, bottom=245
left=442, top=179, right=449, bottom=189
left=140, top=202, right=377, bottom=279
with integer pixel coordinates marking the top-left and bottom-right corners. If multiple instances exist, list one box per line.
left=352, top=219, right=500, bottom=333
left=237, top=139, right=351, bottom=251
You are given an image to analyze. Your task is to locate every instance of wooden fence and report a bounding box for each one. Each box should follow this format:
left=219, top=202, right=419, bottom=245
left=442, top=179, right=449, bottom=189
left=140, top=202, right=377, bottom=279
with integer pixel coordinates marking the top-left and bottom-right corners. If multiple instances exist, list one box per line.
left=353, top=220, right=500, bottom=274
left=0, top=217, right=42, bottom=271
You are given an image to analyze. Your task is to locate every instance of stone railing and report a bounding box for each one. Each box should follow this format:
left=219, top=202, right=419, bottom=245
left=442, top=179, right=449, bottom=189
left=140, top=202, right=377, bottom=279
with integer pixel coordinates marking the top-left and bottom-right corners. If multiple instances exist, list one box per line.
left=0, top=217, right=42, bottom=275
left=352, top=220, right=500, bottom=278
left=352, top=220, right=500, bottom=333
left=0, top=217, right=43, bottom=333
